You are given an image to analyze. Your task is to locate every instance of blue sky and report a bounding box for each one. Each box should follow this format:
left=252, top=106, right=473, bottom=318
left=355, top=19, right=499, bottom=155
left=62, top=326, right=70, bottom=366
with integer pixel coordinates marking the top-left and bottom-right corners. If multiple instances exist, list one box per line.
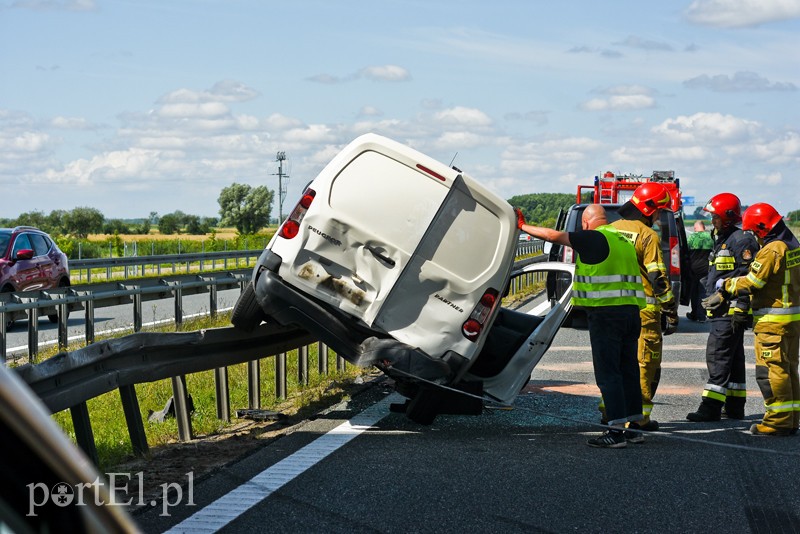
left=1, top=0, right=799, bottom=221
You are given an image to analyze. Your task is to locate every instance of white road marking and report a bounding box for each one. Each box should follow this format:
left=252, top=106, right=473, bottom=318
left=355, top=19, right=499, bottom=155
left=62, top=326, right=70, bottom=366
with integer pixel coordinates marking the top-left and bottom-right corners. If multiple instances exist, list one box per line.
left=164, top=394, right=399, bottom=533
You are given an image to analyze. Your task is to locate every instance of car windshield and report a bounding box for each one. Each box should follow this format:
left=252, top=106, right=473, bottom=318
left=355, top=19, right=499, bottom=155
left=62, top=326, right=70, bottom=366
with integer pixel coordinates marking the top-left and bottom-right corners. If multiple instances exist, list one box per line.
left=0, top=232, right=10, bottom=257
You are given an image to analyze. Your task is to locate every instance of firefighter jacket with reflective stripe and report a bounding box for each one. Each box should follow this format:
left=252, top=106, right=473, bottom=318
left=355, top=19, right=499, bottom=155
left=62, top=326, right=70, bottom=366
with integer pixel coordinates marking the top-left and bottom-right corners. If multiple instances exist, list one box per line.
left=610, top=218, right=674, bottom=309
left=572, top=225, right=646, bottom=309
left=725, top=229, right=800, bottom=328
left=705, top=226, right=759, bottom=315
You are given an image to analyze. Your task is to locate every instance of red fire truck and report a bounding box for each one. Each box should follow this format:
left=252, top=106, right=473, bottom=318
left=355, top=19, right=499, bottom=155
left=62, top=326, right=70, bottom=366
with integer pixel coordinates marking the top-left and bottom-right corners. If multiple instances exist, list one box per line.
left=547, top=170, right=690, bottom=324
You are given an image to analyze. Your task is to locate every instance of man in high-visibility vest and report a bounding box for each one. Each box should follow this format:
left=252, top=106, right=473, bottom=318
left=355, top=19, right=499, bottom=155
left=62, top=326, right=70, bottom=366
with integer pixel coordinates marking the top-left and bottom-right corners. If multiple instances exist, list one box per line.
left=704, top=203, right=800, bottom=435
left=609, top=182, right=678, bottom=431
left=518, top=204, right=646, bottom=448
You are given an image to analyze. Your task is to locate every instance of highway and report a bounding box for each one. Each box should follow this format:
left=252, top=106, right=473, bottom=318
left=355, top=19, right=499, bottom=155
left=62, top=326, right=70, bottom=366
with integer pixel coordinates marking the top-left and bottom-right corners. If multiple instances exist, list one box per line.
left=132, top=295, right=800, bottom=533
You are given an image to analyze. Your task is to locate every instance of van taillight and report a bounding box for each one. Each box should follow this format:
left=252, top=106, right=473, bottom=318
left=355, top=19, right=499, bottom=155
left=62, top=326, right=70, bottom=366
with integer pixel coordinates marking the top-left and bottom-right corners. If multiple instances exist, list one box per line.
left=669, top=236, right=680, bottom=275
left=562, top=246, right=574, bottom=263
left=462, top=288, right=499, bottom=341
left=279, top=189, right=316, bottom=240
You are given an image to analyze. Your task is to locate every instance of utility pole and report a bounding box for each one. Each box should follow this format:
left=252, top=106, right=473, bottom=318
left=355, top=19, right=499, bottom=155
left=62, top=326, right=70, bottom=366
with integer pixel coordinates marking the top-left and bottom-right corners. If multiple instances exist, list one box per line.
left=273, top=151, right=289, bottom=225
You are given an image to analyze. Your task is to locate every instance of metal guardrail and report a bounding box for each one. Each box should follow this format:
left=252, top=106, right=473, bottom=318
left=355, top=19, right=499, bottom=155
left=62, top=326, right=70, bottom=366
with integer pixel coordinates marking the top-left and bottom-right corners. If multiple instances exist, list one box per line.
left=7, top=249, right=548, bottom=465
left=0, top=270, right=251, bottom=362
left=70, top=249, right=263, bottom=282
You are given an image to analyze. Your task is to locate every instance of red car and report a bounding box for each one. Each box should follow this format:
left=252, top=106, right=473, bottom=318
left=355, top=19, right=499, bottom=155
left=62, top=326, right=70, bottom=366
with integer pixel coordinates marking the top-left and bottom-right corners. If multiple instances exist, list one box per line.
left=0, top=226, right=70, bottom=325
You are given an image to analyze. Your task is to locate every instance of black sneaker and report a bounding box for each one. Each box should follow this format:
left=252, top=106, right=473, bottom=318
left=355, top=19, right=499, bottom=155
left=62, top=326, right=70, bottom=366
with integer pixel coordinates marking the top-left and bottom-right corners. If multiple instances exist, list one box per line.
left=625, top=423, right=645, bottom=444
left=587, top=430, right=627, bottom=448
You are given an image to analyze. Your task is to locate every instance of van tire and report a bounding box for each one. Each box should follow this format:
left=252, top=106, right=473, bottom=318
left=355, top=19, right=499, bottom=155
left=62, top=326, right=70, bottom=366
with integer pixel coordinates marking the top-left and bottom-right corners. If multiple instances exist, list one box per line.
left=231, top=281, right=267, bottom=331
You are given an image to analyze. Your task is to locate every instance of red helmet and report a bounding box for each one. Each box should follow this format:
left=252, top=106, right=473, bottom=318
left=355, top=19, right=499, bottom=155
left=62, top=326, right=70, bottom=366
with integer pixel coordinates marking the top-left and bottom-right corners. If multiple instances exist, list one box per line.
left=742, top=203, right=783, bottom=238
left=703, top=193, right=742, bottom=224
left=631, top=182, right=671, bottom=217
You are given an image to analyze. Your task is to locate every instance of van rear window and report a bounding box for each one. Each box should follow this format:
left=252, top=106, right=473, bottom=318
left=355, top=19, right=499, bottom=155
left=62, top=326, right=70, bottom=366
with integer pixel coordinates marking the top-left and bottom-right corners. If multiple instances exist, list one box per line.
left=329, top=150, right=448, bottom=254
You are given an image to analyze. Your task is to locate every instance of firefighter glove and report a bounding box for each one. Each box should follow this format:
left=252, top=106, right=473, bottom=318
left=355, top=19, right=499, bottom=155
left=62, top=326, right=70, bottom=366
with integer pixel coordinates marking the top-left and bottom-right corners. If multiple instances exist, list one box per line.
left=731, top=312, right=752, bottom=332
left=702, top=291, right=729, bottom=313
left=662, top=306, right=679, bottom=335
left=515, top=208, right=526, bottom=230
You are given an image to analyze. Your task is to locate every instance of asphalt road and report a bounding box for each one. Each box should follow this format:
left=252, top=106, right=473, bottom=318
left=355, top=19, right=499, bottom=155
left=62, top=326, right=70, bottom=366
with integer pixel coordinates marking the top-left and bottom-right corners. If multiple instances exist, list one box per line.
left=133, top=299, right=800, bottom=534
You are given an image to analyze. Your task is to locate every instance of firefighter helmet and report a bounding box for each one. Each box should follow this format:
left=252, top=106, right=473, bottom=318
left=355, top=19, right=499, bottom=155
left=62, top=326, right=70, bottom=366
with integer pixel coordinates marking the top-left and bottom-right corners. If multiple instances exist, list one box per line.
left=703, top=192, right=742, bottom=224
left=742, top=203, right=782, bottom=239
left=630, top=182, right=671, bottom=217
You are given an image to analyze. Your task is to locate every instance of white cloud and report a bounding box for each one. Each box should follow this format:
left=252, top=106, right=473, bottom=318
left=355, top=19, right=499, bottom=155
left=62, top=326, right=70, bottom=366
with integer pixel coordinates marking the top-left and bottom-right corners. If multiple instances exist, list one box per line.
left=157, top=102, right=230, bottom=119
left=651, top=112, right=761, bottom=143
left=433, top=107, right=492, bottom=127
left=684, top=71, right=797, bottom=92
left=613, top=35, right=674, bottom=51
left=359, top=65, right=411, bottom=82
left=756, top=171, right=783, bottom=184
left=50, top=116, right=94, bottom=129
left=581, top=95, right=656, bottom=111
left=685, top=0, right=800, bottom=28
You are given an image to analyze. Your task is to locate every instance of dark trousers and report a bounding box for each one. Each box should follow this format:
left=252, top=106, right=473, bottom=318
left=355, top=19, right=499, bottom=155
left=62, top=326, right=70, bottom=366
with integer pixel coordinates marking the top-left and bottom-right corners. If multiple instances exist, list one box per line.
left=688, top=272, right=708, bottom=319
left=586, top=305, right=643, bottom=426
left=704, top=316, right=747, bottom=406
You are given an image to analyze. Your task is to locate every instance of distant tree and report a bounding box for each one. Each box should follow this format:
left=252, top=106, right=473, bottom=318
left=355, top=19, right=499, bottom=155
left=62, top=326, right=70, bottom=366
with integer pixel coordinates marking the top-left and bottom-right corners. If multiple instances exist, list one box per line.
left=507, top=193, right=576, bottom=226
left=15, top=210, right=48, bottom=230
left=785, top=209, right=800, bottom=223
left=149, top=211, right=159, bottom=226
left=218, top=183, right=273, bottom=234
left=158, top=213, right=181, bottom=235
left=103, top=219, right=132, bottom=235
left=185, top=215, right=206, bottom=235
left=138, top=219, right=151, bottom=234
left=692, top=206, right=709, bottom=220
left=46, top=210, right=69, bottom=234
left=64, top=207, right=105, bottom=238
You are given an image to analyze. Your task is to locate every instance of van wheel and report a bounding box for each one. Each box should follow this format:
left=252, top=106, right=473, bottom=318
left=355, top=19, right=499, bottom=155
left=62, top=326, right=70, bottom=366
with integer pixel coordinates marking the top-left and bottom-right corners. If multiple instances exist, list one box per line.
left=405, top=387, right=440, bottom=425
left=231, top=281, right=267, bottom=331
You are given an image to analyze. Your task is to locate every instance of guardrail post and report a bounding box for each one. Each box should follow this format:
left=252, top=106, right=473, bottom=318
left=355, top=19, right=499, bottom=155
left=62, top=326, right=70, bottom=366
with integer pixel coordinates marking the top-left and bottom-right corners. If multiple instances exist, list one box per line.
left=70, top=402, right=100, bottom=466
left=84, top=295, right=95, bottom=344
left=337, top=354, right=346, bottom=372
left=318, top=342, right=328, bottom=375
left=133, top=291, right=142, bottom=332
left=170, top=375, right=193, bottom=442
left=0, top=312, right=6, bottom=364
left=298, top=345, right=308, bottom=386
left=58, top=301, right=68, bottom=350
left=27, top=306, right=38, bottom=364
left=118, top=384, right=149, bottom=457
left=215, top=367, right=230, bottom=422
left=248, top=360, right=261, bottom=409
left=276, top=352, right=287, bottom=399
left=209, top=283, right=218, bottom=318
left=174, top=286, right=183, bottom=327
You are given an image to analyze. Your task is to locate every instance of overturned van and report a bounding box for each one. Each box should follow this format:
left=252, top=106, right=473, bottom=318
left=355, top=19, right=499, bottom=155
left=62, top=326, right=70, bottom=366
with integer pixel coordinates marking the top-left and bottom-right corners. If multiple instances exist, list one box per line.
left=232, top=134, right=573, bottom=423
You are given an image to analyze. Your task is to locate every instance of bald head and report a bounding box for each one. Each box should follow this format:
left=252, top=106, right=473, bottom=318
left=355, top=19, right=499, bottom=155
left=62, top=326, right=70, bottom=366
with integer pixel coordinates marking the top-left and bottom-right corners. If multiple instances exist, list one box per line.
left=582, top=204, right=608, bottom=230
left=693, top=220, right=706, bottom=232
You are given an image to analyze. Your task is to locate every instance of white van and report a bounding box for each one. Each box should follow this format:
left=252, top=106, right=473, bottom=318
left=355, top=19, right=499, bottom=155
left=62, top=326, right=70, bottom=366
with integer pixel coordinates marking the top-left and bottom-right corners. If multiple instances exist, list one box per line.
left=232, top=134, right=573, bottom=423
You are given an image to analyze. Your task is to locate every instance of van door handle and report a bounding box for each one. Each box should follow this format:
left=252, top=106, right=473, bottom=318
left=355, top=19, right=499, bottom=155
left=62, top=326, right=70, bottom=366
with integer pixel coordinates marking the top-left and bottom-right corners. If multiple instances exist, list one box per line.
left=365, top=245, right=395, bottom=267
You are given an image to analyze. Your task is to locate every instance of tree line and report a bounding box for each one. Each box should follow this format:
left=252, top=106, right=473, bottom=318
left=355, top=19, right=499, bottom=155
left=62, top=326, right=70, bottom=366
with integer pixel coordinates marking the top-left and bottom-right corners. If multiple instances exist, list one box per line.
left=1, top=183, right=274, bottom=238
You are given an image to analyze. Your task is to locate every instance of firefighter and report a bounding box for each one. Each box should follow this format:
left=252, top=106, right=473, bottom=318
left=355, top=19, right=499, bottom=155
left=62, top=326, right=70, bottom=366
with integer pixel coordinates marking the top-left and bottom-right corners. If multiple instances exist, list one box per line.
left=704, top=203, right=800, bottom=435
left=608, top=182, right=678, bottom=430
left=687, top=193, right=759, bottom=422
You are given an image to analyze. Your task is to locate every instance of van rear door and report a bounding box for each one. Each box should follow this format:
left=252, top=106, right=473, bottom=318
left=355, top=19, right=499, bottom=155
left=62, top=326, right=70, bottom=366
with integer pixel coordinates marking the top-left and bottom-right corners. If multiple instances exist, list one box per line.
left=374, top=175, right=515, bottom=360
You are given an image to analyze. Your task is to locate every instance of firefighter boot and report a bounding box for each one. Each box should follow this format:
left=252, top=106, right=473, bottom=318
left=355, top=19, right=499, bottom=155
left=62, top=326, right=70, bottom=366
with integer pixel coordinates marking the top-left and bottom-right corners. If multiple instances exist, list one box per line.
left=687, top=399, right=722, bottom=422
left=723, top=398, right=745, bottom=420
